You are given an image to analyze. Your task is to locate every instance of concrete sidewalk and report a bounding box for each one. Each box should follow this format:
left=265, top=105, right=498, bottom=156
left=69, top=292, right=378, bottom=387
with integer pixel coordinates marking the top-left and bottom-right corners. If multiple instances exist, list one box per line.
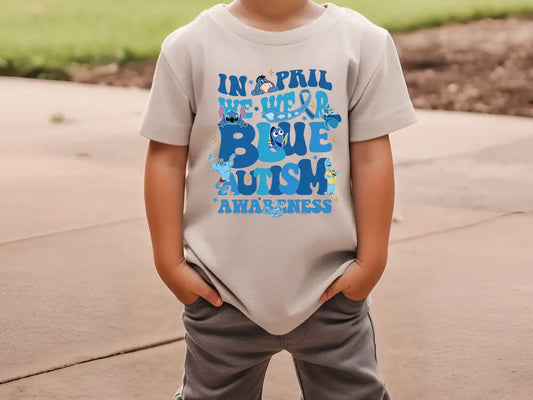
left=0, top=76, right=532, bottom=400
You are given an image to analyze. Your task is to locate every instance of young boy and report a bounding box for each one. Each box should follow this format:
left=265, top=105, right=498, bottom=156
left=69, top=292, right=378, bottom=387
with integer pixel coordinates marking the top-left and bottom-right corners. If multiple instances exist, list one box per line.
left=138, top=1, right=418, bottom=399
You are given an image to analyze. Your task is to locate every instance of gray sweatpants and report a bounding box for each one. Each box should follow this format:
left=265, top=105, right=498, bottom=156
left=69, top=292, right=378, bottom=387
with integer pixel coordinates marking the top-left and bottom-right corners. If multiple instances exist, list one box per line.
left=173, top=266, right=391, bottom=400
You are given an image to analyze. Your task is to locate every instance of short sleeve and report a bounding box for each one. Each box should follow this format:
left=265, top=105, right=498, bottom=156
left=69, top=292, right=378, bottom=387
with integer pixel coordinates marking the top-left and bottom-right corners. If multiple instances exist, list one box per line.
left=137, top=50, right=194, bottom=146
left=348, top=32, right=418, bottom=142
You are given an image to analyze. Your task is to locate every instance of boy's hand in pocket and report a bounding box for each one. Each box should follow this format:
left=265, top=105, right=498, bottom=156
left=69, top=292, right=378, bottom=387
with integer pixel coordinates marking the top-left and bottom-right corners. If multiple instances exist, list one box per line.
left=319, top=259, right=377, bottom=302
left=158, top=258, right=224, bottom=307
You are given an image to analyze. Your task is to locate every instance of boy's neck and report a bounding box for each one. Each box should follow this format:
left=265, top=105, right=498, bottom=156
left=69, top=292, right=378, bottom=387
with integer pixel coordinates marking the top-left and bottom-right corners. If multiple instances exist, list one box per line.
left=225, top=0, right=326, bottom=31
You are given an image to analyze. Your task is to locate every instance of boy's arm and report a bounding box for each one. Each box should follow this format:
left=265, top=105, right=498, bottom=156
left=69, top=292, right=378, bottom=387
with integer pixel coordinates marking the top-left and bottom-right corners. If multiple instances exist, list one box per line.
left=320, top=134, right=394, bottom=301
left=143, top=140, right=223, bottom=307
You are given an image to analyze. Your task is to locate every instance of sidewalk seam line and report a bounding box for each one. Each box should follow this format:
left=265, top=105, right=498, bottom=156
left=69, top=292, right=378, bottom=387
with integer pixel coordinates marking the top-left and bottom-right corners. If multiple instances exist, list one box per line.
left=390, top=210, right=530, bottom=244
left=0, top=216, right=145, bottom=246
left=0, top=336, right=184, bottom=385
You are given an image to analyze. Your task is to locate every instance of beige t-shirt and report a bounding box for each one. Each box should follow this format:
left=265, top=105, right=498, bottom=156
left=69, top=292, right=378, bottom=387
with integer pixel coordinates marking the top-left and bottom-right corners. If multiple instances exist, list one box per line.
left=137, top=2, right=418, bottom=335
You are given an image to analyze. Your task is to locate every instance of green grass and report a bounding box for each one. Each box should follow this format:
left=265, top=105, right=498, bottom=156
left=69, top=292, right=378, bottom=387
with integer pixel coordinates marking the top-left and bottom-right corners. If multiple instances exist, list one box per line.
left=335, top=0, right=533, bottom=31
left=1, top=0, right=532, bottom=79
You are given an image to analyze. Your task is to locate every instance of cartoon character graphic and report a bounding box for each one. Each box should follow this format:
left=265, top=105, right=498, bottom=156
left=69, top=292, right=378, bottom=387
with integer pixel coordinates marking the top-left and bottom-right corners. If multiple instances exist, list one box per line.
left=262, top=200, right=285, bottom=218
left=322, top=104, right=342, bottom=130
left=268, top=125, right=288, bottom=151
left=218, top=105, right=248, bottom=127
left=323, top=158, right=339, bottom=195
left=209, top=153, right=237, bottom=195
left=251, top=74, right=279, bottom=95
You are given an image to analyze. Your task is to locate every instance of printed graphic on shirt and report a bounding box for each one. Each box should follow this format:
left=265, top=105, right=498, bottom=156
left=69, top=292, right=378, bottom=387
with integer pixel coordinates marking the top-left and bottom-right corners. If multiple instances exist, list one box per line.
left=212, top=69, right=342, bottom=217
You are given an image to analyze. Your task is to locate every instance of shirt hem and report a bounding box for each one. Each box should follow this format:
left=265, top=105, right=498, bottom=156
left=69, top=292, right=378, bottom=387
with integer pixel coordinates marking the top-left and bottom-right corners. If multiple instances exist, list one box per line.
left=137, top=116, right=191, bottom=146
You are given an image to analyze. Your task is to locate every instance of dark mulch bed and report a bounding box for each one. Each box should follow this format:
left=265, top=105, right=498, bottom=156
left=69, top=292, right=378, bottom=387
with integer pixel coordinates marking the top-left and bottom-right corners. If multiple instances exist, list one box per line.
left=67, top=17, right=533, bottom=118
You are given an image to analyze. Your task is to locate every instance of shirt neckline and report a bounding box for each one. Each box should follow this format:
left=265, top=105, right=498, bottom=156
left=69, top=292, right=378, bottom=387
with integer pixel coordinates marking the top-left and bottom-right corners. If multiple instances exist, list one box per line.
left=207, top=2, right=341, bottom=46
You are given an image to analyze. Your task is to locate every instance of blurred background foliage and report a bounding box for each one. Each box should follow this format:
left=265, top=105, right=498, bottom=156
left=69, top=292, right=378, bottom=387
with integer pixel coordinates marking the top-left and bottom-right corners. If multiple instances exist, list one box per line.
left=1, top=0, right=532, bottom=78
